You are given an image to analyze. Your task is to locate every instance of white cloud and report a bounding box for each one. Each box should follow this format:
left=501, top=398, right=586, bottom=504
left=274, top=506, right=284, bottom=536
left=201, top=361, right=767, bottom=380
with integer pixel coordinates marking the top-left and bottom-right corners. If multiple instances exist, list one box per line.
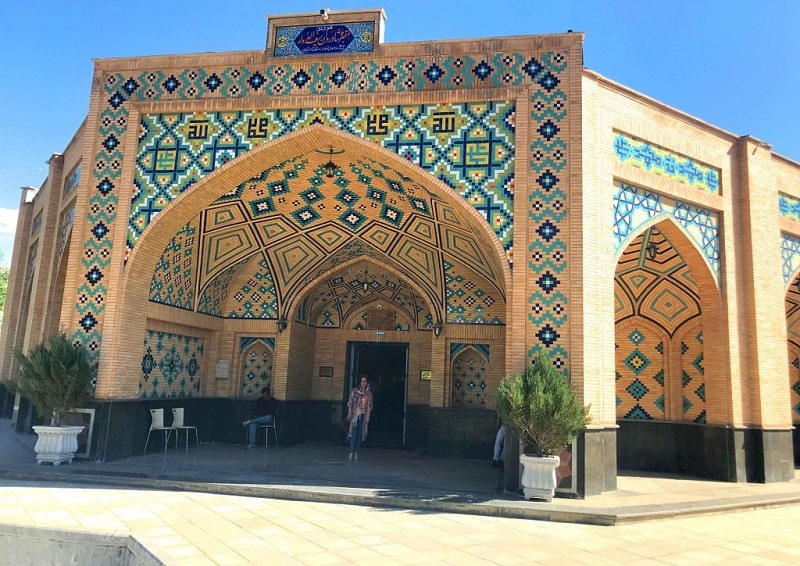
left=0, top=208, right=18, bottom=235
left=0, top=209, right=17, bottom=266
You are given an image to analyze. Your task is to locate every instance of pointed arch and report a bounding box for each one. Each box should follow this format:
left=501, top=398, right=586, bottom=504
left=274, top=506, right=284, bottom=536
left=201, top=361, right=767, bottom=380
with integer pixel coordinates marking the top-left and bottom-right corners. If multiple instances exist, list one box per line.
left=615, top=217, right=728, bottom=424
left=450, top=344, right=490, bottom=407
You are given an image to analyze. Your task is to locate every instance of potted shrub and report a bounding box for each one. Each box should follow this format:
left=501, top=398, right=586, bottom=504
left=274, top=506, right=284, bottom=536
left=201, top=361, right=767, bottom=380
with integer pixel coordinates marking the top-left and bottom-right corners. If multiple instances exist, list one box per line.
left=496, top=350, right=591, bottom=501
left=14, top=332, right=95, bottom=465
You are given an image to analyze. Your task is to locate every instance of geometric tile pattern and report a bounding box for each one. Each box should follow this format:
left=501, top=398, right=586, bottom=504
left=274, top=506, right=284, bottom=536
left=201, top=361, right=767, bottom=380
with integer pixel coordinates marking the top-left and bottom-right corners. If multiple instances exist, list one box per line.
left=149, top=220, right=198, bottom=310
left=615, top=325, right=665, bottom=420
left=75, top=48, right=564, bottom=359
left=613, top=133, right=720, bottom=194
left=148, top=144, right=510, bottom=325
left=785, top=266, right=800, bottom=350
left=526, top=62, right=569, bottom=367
left=613, top=181, right=720, bottom=281
left=138, top=329, right=203, bottom=399
left=196, top=257, right=247, bottom=317
left=226, top=257, right=278, bottom=319
left=450, top=343, right=489, bottom=407
left=680, top=329, right=706, bottom=423
left=784, top=270, right=800, bottom=423
left=443, top=260, right=504, bottom=324
left=305, top=261, right=426, bottom=329
left=789, top=345, right=800, bottom=423
left=132, top=101, right=515, bottom=255
left=57, top=206, right=76, bottom=265
left=615, top=227, right=702, bottom=336
left=239, top=339, right=273, bottom=397
left=781, top=234, right=800, bottom=286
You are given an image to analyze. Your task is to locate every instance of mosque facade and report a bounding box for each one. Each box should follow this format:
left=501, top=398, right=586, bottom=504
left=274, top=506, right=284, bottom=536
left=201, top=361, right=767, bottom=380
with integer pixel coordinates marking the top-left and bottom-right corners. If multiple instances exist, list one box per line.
left=2, top=9, right=799, bottom=496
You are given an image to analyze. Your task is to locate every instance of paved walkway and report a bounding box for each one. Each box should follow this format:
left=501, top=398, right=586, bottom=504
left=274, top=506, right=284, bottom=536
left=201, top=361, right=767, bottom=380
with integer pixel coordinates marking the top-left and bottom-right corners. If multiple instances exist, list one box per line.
left=3, top=421, right=800, bottom=564
left=1, top=420, right=800, bottom=526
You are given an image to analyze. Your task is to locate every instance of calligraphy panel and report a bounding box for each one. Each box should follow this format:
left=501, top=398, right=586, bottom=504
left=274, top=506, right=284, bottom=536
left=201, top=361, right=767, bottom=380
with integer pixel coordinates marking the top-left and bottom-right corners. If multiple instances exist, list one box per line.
left=274, top=22, right=375, bottom=57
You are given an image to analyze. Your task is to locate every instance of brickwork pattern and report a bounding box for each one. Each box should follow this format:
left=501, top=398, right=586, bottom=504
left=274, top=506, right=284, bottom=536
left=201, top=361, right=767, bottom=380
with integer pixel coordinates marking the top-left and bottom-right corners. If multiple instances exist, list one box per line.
left=74, top=47, right=568, bottom=372
left=613, top=180, right=720, bottom=280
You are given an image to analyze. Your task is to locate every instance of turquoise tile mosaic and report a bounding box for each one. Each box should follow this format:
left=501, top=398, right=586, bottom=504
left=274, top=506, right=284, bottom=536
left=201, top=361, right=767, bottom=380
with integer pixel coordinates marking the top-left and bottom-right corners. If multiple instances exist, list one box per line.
left=780, top=193, right=800, bottom=222
left=680, top=329, right=706, bottom=423
left=149, top=220, right=197, bottom=310
left=443, top=260, right=504, bottom=324
left=239, top=338, right=275, bottom=396
left=613, top=133, right=719, bottom=194
left=75, top=49, right=568, bottom=365
left=613, top=181, right=720, bottom=281
left=450, top=343, right=490, bottom=406
left=132, top=101, right=515, bottom=254
left=139, top=330, right=203, bottom=398
left=527, top=84, right=569, bottom=367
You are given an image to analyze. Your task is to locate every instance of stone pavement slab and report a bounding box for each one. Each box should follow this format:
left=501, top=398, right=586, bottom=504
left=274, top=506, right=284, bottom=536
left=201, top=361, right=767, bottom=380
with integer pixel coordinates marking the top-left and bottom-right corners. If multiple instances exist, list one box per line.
left=2, top=419, right=800, bottom=526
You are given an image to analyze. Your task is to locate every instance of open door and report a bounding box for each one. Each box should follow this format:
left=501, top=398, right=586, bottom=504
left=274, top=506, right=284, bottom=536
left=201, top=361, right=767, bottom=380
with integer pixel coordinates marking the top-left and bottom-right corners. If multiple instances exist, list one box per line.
left=344, top=341, right=408, bottom=447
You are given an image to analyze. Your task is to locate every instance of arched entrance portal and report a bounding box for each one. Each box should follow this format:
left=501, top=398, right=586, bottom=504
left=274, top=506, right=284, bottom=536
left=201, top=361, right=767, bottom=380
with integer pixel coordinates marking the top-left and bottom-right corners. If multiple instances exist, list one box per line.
left=109, top=125, right=510, bottom=452
left=614, top=220, right=726, bottom=477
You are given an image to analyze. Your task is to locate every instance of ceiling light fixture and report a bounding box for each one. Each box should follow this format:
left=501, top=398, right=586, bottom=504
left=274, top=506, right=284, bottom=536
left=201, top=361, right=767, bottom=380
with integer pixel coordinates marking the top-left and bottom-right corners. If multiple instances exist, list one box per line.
left=323, top=146, right=339, bottom=178
left=646, top=241, right=659, bottom=261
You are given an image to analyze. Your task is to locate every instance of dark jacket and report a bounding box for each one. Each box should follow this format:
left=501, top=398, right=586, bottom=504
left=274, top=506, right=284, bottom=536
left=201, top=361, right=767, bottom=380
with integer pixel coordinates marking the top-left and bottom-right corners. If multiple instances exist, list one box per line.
left=252, top=396, right=280, bottom=418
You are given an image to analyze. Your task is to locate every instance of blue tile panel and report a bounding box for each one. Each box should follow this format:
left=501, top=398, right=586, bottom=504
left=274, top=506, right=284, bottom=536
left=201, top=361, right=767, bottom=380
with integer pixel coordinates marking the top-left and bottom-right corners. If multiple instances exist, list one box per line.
left=139, top=330, right=204, bottom=398
left=779, top=193, right=800, bottom=222
left=450, top=343, right=490, bottom=407
left=274, top=22, right=375, bottom=57
left=74, top=49, right=568, bottom=362
left=527, top=82, right=569, bottom=367
left=613, top=181, right=720, bottom=281
left=613, top=133, right=720, bottom=194
left=132, top=102, right=515, bottom=256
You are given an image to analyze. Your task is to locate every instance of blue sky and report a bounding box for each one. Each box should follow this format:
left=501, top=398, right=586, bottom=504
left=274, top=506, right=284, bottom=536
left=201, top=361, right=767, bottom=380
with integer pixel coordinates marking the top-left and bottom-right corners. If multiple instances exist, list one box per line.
left=1, top=0, right=798, bottom=266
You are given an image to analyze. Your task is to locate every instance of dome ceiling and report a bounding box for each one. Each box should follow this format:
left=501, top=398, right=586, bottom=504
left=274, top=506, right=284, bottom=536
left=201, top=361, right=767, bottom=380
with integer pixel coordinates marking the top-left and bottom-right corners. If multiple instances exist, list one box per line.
left=150, top=145, right=507, bottom=322
left=615, top=227, right=701, bottom=336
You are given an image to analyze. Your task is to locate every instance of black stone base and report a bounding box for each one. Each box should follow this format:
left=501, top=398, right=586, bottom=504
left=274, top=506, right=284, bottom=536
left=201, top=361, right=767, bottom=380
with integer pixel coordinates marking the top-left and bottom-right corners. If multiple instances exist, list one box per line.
left=618, top=420, right=795, bottom=483
left=427, top=408, right=498, bottom=459
left=79, top=398, right=434, bottom=461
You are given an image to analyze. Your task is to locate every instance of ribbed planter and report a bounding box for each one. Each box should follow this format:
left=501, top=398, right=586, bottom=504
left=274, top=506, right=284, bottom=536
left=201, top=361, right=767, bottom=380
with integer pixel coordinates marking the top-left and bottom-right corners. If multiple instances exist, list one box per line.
left=519, top=454, right=560, bottom=501
left=32, top=425, right=85, bottom=465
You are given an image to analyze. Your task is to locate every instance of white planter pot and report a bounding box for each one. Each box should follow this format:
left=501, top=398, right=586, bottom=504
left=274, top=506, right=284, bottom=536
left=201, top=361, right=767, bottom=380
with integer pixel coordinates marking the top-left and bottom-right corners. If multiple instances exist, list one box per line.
left=519, top=454, right=560, bottom=501
left=31, top=425, right=85, bottom=466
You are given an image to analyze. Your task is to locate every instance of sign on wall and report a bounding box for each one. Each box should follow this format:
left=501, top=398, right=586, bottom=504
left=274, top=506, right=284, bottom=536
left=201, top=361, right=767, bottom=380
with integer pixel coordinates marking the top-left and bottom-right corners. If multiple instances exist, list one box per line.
left=274, top=22, right=375, bottom=56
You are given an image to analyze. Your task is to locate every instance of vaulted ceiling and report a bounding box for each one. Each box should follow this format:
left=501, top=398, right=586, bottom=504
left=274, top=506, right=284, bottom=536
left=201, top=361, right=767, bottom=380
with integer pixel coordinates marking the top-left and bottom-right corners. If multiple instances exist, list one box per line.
left=149, top=145, right=507, bottom=325
left=615, top=226, right=701, bottom=336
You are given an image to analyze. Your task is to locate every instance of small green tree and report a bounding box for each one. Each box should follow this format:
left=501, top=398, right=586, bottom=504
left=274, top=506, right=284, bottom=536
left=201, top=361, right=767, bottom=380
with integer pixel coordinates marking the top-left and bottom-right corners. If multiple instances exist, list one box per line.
left=15, top=332, right=95, bottom=426
left=0, top=264, right=9, bottom=313
left=496, top=351, right=591, bottom=456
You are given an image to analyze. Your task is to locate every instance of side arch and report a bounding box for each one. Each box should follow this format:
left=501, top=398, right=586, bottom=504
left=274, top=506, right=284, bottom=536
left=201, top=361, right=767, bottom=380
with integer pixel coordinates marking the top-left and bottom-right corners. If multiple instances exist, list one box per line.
left=614, top=217, right=728, bottom=424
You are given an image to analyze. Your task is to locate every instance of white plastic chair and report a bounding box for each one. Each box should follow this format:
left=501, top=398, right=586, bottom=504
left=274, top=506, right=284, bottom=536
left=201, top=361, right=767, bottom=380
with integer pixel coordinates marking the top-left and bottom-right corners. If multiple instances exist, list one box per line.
left=171, top=408, right=199, bottom=452
left=143, top=408, right=171, bottom=455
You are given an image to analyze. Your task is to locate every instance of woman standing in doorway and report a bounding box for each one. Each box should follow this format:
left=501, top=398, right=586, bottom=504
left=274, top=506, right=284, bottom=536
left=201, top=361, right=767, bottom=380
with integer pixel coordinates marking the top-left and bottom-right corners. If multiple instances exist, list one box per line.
left=346, top=374, right=374, bottom=462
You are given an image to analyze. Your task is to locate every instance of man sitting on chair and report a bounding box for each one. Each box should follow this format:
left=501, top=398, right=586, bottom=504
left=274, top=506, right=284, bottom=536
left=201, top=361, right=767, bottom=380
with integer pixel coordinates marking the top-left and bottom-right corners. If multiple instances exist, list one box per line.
left=242, top=386, right=280, bottom=449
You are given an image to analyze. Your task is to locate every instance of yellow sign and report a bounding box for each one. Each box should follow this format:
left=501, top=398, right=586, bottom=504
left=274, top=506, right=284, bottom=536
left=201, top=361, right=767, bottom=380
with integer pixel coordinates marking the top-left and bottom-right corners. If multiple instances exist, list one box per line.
left=420, top=370, right=432, bottom=381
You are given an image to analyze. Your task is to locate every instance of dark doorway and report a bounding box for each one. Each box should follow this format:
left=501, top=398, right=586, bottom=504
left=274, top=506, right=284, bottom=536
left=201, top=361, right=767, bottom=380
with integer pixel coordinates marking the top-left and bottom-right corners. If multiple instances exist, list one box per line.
left=344, top=342, right=408, bottom=448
